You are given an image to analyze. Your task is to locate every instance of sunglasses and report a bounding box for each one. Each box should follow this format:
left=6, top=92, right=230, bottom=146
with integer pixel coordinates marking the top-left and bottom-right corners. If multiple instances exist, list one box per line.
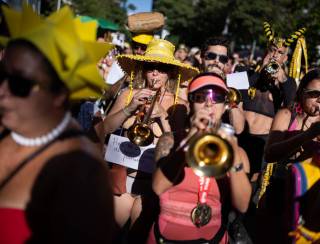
left=144, top=63, right=172, bottom=74
left=204, top=52, right=229, bottom=64
left=132, top=43, right=147, bottom=51
left=0, top=69, right=38, bottom=97
left=188, top=89, right=226, bottom=104
left=303, top=88, right=320, bottom=99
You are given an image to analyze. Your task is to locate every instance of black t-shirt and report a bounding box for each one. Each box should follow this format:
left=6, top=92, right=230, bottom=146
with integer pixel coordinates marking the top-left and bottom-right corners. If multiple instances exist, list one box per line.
left=25, top=150, right=116, bottom=244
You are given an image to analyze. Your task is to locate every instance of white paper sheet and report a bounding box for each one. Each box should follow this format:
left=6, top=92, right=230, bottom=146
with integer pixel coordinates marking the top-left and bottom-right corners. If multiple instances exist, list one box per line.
left=105, top=134, right=156, bottom=173
left=226, top=71, right=250, bottom=90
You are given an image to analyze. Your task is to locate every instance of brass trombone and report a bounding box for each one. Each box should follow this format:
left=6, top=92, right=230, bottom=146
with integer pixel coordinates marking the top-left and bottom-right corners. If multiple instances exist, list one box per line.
left=127, top=88, right=161, bottom=146
left=186, top=122, right=235, bottom=178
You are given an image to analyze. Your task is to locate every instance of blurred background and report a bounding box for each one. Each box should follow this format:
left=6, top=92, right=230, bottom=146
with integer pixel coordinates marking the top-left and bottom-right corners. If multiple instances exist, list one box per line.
left=4, top=0, right=320, bottom=65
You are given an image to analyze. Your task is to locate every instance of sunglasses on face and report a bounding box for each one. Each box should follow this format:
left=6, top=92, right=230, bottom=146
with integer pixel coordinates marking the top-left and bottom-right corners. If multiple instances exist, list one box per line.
left=189, top=89, right=226, bottom=104
left=132, top=43, right=147, bottom=51
left=144, top=63, right=172, bottom=74
left=303, top=88, right=320, bottom=99
left=204, top=52, right=229, bottom=64
left=0, top=70, right=38, bottom=97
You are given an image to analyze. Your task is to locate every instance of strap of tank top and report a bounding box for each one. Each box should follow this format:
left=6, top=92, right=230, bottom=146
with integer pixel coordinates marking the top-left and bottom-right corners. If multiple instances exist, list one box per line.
left=0, top=129, right=84, bottom=191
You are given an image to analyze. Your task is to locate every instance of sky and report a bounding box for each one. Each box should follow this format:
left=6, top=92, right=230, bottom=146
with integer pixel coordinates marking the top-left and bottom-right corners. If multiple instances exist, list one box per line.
left=127, top=0, right=152, bottom=15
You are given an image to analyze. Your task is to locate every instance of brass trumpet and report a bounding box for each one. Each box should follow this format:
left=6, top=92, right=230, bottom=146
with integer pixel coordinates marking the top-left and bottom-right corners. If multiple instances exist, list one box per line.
left=227, top=87, right=242, bottom=106
left=260, top=60, right=280, bottom=83
left=127, top=88, right=161, bottom=146
left=264, top=60, right=280, bottom=75
left=186, top=123, right=235, bottom=178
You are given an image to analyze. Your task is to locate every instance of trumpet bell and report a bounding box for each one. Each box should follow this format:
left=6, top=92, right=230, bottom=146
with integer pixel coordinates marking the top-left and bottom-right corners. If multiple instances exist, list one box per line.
left=265, top=61, right=280, bottom=75
left=127, top=123, right=154, bottom=146
left=187, top=133, right=234, bottom=178
left=227, top=87, right=242, bottom=105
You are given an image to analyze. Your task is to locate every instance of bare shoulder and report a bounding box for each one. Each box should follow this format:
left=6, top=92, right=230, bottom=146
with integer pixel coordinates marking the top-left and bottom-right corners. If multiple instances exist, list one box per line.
left=271, top=108, right=292, bottom=131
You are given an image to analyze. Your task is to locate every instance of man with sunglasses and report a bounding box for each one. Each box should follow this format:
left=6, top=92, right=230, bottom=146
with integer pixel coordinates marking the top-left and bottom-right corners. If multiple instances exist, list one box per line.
left=201, top=36, right=246, bottom=136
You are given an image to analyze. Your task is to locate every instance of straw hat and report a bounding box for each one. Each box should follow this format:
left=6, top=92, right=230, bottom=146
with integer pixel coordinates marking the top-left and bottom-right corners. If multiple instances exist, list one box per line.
left=0, top=4, right=114, bottom=100
left=117, top=38, right=199, bottom=83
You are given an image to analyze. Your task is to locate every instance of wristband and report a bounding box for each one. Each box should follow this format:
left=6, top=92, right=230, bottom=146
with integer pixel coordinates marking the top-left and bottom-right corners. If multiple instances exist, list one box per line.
left=230, top=162, right=244, bottom=172
left=122, top=107, right=131, bottom=117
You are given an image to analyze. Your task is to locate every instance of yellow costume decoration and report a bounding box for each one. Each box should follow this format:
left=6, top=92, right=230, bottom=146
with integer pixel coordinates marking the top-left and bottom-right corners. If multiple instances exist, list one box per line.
left=132, top=33, right=153, bottom=45
left=0, top=4, right=114, bottom=100
left=289, top=37, right=308, bottom=84
left=116, top=38, right=199, bottom=105
left=289, top=225, right=320, bottom=244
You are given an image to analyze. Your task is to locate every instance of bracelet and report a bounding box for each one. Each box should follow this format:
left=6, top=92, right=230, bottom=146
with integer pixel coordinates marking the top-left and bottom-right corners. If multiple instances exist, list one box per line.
left=230, top=162, right=244, bottom=172
left=122, top=107, right=131, bottom=117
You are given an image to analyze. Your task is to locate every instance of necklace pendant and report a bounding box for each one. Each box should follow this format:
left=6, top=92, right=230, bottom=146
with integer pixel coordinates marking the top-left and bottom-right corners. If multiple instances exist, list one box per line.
left=191, top=203, right=212, bottom=228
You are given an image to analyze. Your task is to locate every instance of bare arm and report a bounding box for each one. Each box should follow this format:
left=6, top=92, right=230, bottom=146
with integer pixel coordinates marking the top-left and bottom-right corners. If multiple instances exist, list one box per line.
left=101, top=90, right=131, bottom=135
left=152, top=146, right=185, bottom=195
left=264, top=108, right=320, bottom=162
left=228, top=139, right=252, bottom=213
left=102, top=89, right=154, bottom=135
left=228, top=102, right=245, bottom=134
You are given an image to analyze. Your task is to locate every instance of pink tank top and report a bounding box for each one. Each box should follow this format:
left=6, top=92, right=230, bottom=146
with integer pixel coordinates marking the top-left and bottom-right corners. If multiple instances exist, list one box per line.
left=288, top=117, right=298, bottom=131
left=148, top=167, right=227, bottom=243
left=0, top=208, right=31, bottom=244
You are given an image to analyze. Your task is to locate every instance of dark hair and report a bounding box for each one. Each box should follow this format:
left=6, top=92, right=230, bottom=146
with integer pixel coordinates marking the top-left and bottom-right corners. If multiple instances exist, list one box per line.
left=6, top=39, right=68, bottom=95
left=201, top=36, right=230, bottom=57
left=296, top=68, right=320, bottom=104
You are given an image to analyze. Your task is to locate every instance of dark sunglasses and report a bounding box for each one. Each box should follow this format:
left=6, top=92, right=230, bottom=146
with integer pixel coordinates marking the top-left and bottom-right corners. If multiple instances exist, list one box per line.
left=0, top=70, right=37, bottom=97
left=188, top=89, right=226, bottom=104
left=303, top=88, right=320, bottom=99
left=132, top=43, right=147, bottom=51
left=204, top=52, right=229, bottom=64
left=144, top=63, right=172, bottom=74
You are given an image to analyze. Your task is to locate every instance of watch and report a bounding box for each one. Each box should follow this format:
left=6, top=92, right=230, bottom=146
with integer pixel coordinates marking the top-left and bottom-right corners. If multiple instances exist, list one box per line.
left=230, top=163, right=244, bottom=172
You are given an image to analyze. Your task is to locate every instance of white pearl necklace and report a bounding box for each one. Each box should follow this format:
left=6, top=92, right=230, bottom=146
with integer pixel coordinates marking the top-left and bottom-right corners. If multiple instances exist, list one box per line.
left=11, top=112, right=72, bottom=147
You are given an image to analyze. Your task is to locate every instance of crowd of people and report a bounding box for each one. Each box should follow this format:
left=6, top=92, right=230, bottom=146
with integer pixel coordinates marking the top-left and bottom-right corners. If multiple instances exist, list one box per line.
left=0, top=3, right=320, bottom=244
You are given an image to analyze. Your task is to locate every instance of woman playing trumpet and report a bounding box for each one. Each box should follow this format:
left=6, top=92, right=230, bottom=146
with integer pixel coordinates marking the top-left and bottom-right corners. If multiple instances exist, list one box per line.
left=102, top=39, right=198, bottom=241
left=148, top=73, right=251, bottom=243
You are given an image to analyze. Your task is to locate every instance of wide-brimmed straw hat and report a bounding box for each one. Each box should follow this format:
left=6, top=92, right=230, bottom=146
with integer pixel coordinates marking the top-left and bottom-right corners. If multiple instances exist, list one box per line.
left=116, top=38, right=199, bottom=83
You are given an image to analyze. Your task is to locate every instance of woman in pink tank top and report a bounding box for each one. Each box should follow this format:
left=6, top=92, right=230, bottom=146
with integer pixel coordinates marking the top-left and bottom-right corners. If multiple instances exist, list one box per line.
left=148, top=73, right=251, bottom=243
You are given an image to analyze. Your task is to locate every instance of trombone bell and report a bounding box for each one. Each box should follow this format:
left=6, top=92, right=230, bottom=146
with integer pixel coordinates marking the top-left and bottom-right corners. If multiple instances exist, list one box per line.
left=127, top=123, right=154, bottom=146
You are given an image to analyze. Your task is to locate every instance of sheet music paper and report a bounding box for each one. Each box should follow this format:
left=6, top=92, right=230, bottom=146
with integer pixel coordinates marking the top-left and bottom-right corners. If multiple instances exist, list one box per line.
left=226, top=71, right=250, bottom=90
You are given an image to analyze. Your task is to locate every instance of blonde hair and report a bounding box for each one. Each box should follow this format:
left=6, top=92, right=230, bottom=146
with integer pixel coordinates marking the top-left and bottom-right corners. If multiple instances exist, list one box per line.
left=125, top=63, right=181, bottom=105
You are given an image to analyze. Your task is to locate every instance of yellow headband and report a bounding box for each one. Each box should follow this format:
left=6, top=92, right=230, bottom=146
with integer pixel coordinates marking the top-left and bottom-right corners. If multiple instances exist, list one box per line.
left=0, top=4, right=114, bottom=100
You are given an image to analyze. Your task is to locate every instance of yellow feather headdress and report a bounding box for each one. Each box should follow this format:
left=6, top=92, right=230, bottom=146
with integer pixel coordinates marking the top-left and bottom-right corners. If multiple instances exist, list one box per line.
left=263, top=22, right=308, bottom=83
left=0, top=4, right=114, bottom=100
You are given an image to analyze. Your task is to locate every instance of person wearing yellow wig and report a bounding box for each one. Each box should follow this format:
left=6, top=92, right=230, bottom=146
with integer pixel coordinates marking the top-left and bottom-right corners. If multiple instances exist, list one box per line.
left=0, top=4, right=116, bottom=244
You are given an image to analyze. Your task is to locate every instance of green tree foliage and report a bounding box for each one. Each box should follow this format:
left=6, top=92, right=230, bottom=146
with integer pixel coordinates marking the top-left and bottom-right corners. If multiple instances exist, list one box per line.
left=42, top=0, right=130, bottom=27
left=153, top=0, right=320, bottom=63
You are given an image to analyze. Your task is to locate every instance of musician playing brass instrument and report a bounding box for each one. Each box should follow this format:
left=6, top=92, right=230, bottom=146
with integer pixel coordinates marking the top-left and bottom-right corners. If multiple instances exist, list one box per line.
left=240, top=23, right=302, bottom=180
left=149, top=73, right=251, bottom=243
left=102, top=39, right=198, bottom=242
